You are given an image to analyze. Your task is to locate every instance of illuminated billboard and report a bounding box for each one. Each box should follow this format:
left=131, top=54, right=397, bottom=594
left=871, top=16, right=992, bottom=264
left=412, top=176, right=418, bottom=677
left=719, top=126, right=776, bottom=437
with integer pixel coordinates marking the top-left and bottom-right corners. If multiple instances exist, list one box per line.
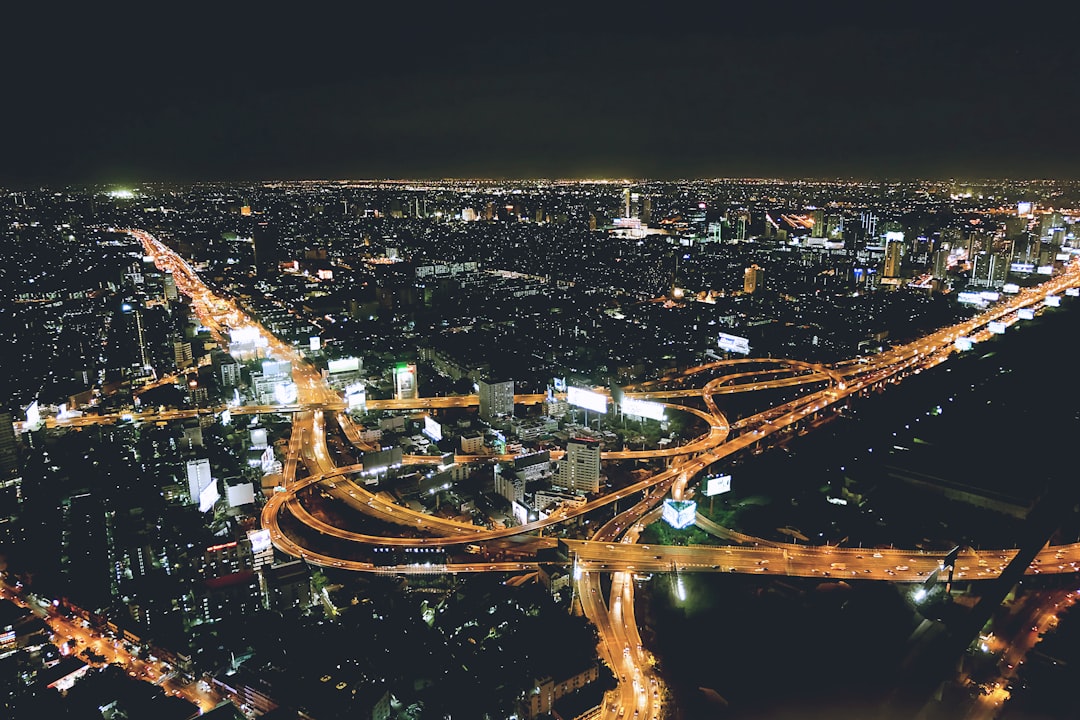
left=274, top=381, right=298, bottom=405
left=1018, top=308, right=1035, bottom=320
left=1037, top=265, right=1054, bottom=275
left=310, top=336, right=321, bottom=352
left=248, top=528, right=272, bottom=554
left=567, top=386, right=607, bottom=414
left=199, top=481, right=220, bottom=513
left=1017, top=201, right=1033, bottom=216
left=553, top=377, right=567, bottom=393
left=345, top=382, right=366, bottom=411
left=1011, top=262, right=1035, bottom=273
left=328, top=357, right=361, bottom=374
left=987, top=321, right=1006, bottom=334
left=24, top=400, right=40, bottom=429
left=1067, top=287, right=1079, bottom=297
left=705, top=474, right=732, bottom=496
left=424, top=415, right=443, bottom=442
left=662, top=499, right=697, bottom=530
left=718, top=332, right=751, bottom=355
left=954, top=337, right=975, bottom=351
left=884, top=230, right=904, bottom=243
left=956, top=292, right=987, bottom=306
left=1002, top=283, right=1021, bottom=294
left=621, top=397, right=665, bottom=421
left=1045, top=294, right=1061, bottom=307
left=394, top=363, right=418, bottom=400
left=978, top=291, right=1000, bottom=301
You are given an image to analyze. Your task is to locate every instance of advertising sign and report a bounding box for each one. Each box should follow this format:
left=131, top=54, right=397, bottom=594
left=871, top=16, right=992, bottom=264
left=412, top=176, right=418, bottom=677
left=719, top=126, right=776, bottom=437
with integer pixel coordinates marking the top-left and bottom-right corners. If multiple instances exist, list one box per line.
left=567, top=386, right=607, bottom=413
left=1045, top=295, right=1061, bottom=307
left=956, top=292, right=986, bottom=306
left=1010, top=262, right=1035, bottom=273
left=345, top=382, right=366, bottom=411
left=987, top=321, right=1006, bottom=334
left=394, top=363, right=418, bottom=400
left=328, top=357, right=361, bottom=374
left=1037, top=265, right=1054, bottom=275
left=718, top=332, right=751, bottom=354
left=423, top=415, right=442, bottom=442
left=621, top=397, right=665, bottom=421
left=662, top=499, right=697, bottom=530
left=310, top=336, right=321, bottom=352
left=954, top=337, right=974, bottom=351
left=704, top=474, right=732, bottom=497
left=274, top=381, right=298, bottom=405
left=1067, top=287, right=1079, bottom=297
left=1002, top=283, right=1021, bottom=294
left=1018, top=308, right=1035, bottom=320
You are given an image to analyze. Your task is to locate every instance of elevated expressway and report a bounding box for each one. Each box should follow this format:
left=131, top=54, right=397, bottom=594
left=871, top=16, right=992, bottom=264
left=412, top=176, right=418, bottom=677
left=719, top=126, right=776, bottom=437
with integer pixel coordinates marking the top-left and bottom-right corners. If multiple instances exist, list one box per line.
left=126, top=228, right=1080, bottom=720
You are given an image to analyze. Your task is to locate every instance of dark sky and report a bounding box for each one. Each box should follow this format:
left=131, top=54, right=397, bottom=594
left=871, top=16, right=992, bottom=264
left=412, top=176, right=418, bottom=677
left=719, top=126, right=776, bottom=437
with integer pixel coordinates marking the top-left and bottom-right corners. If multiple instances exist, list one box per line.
left=2, top=3, right=1077, bottom=185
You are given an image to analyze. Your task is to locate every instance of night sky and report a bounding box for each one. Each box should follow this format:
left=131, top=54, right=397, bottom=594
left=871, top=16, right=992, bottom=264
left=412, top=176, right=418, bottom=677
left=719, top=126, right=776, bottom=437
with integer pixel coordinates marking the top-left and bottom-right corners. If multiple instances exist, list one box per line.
left=2, top=3, right=1077, bottom=185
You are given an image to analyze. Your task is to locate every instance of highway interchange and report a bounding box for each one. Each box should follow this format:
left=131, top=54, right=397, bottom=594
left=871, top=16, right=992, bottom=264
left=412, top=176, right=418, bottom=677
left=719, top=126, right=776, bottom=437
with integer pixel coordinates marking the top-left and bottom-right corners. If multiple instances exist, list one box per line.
left=100, top=229, right=1080, bottom=719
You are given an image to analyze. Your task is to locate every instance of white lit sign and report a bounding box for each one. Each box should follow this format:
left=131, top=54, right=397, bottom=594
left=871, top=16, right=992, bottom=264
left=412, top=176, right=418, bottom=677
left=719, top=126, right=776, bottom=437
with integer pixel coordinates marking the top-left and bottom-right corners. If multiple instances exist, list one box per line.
left=248, top=529, right=272, bottom=554
left=1057, top=253, right=1071, bottom=261
left=220, top=409, right=231, bottom=426
left=274, top=381, right=298, bottom=405
left=956, top=292, right=987, bottom=306
left=1045, top=295, right=1061, bottom=307
left=24, top=401, right=40, bottom=429
left=1010, top=263, right=1035, bottom=273
left=884, top=230, right=904, bottom=243
left=199, top=481, right=220, bottom=513
left=328, top=357, right=361, bottom=374
left=978, top=291, right=1000, bottom=301
left=1066, top=287, right=1080, bottom=297
left=1018, top=308, right=1035, bottom=320
left=705, top=474, right=732, bottom=497
left=718, top=332, right=751, bottom=354
left=621, top=397, right=666, bottom=421
left=662, top=499, right=697, bottom=529
left=423, top=415, right=443, bottom=442
left=394, top=363, right=417, bottom=399
left=310, top=336, right=321, bottom=352
left=345, top=383, right=366, bottom=410
left=1037, top=265, right=1054, bottom=275
left=1017, top=201, right=1032, bottom=216
left=567, top=386, right=607, bottom=414
left=954, top=337, right=974, bottom=351
left=988, top=321, right=1006, bottom=334
left=1002, top=283, right=1021, bottom=294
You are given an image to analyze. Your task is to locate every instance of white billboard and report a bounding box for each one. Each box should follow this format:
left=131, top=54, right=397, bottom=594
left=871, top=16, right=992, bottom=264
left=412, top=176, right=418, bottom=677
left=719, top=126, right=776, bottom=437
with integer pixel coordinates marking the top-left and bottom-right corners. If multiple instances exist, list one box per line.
left=978, top=291, right=1000, bottom=301
left=884, top=230, right=904, bottom=243
left=718, top=332, right=751, bottom=355
left=274, top=381, right=298, bottom=405
left=567, top=386, right=607, bottom=414
left=248, top=528, right=272, bottom=554
left=1066, top=287, right=1079, bottom=297
left=621, top=397, right=665, bottom=421
left=1037, top=265, right=1054, bottom=275
left=1045, top=295, right=1061, bottom=307
left=24, top=401, right=40, bottom=429
left=310, top=336, right=321, bottom=352
left=1010, top=262, right=1035, bottom=273
left=954, top=337, right=975, bottom=351
left=328, top=357, right=361, bottom=374
left=662, top=499, right=696, bottom=530
left=705, top=474, right=732, bottom=496
left=345, top=382, right=366, bottom=410
left=394, top=363, right=417, bottom=400
left=227, top=483, right=256, bottom=507
left=988, top=321, right=1007, bottom=334
left=423, top=415, right=443, bottom=442
left=1057, top=253, right=1071, bottom=261
left=1018, top=308, right=1035, bottom=320
left=1002, top=283, right=1021, bottom=294
left=199, top=481, right=220, bottom=513
left=250, top=427, right=268, bottom=448
left=957, top=292, right=987, bottom=306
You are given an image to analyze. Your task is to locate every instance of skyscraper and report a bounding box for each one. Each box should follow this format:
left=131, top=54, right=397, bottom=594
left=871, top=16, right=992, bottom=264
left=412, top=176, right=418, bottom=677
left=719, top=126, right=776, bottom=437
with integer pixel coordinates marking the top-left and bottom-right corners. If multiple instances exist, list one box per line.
left=478, top=378, right=514, bottom=421
left=253, top=222, right=279, bottom=276
left=744, top=265, right=765, bottom=294
left=558, top=438, right=600, bottom=495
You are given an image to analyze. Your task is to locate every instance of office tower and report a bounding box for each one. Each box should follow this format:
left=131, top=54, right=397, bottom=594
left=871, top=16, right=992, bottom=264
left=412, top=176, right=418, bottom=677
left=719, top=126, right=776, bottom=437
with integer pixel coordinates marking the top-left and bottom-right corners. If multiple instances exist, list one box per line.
left=932, top=248, right=950, bottom=281
left=478, top=378, right=514, bottom=421
left=0, top=412, right=19, bottom=480
left=559, top=438, right=600, bottom=495
left=810, top=209, right=825, bottom=238
left=253, top=222, right=279, bottom=276
left=744, top=264, right=765, bottom=294
left=163, top=271, right=178, bottom=302
left=883, top=237, right=904, bottom=278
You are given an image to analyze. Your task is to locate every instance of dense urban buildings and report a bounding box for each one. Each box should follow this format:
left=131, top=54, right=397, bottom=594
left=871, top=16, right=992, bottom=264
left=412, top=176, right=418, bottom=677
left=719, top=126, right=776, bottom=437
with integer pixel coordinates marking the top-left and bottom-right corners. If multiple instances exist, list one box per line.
left=2, top=178, right=1080, bottom=720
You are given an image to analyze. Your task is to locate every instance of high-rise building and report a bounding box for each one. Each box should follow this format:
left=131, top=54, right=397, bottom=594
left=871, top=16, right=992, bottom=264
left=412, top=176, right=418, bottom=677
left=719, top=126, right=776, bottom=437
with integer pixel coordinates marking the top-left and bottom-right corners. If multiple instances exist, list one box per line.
left=810, top=209, right=825, bottom=238
left=163, top=271, right=178, bottom=302
left=478, top=378, right=514, bottom=421
left=743, top=265, right=765, bottom=294
left=883, top=237, right=904, bottom=278
left=0, top=412, right=19, bottom=480
left=558, top=438, right=600, bottom=495
left=253, top=222, right=279, bottom=276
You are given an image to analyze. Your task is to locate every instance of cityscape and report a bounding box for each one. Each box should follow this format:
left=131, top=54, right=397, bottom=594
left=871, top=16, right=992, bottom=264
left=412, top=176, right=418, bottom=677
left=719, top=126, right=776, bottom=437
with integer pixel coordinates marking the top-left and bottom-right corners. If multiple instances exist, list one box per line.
left=3, top=7, right=1080, bottom=720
